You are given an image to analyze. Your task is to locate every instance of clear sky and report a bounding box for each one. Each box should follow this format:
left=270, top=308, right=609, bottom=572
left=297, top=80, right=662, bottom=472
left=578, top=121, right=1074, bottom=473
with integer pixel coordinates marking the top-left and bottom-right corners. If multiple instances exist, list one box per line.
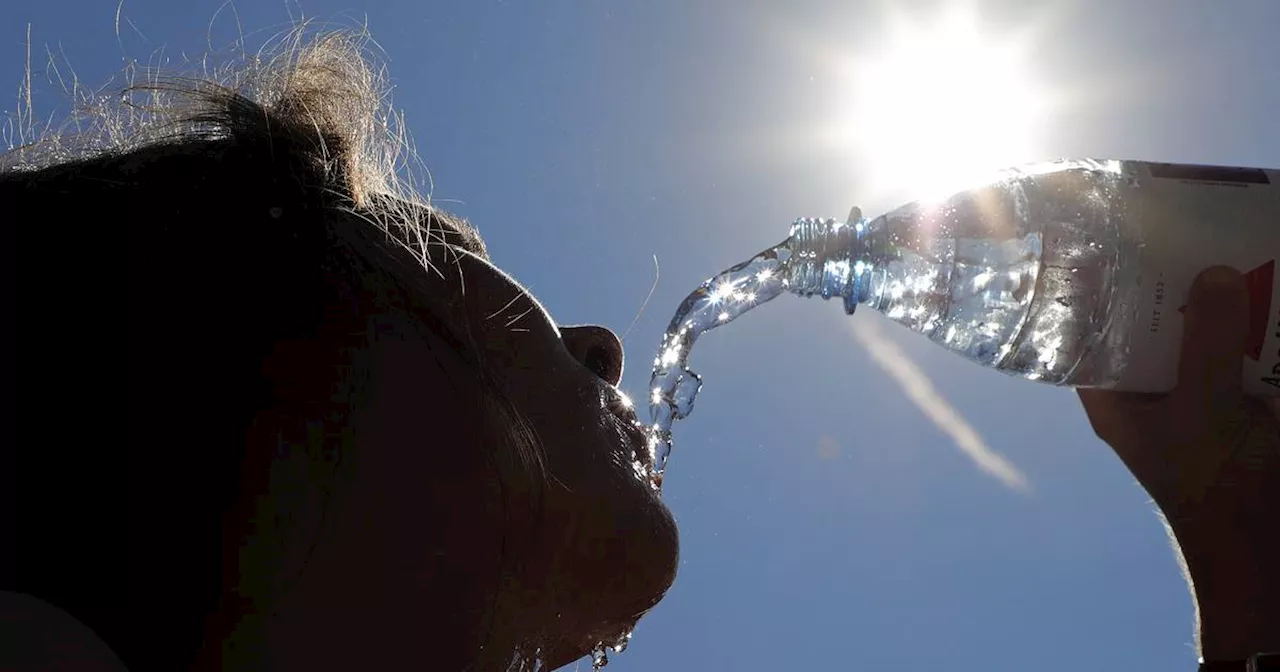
left=6, top=1, right=1279, bottom=670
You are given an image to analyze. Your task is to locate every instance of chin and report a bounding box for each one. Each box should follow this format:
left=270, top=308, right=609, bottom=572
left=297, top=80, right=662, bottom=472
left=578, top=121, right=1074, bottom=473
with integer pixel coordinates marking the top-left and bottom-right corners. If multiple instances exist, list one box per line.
left=542, top=467, right=679, bottom=663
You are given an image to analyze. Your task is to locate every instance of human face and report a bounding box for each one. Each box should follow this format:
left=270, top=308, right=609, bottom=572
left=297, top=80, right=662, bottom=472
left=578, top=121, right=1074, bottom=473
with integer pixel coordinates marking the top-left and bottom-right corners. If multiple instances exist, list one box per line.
left=224, top=216, right=680, bottom=670
left=443, top=247, right=680, bottom=663
left=4, top=85, right=677, bottom=670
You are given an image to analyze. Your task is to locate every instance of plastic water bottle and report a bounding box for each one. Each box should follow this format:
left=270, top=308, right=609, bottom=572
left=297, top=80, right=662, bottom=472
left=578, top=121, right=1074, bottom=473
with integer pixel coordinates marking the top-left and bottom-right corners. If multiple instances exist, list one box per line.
left=786, top=159, right=1280, bottom=396
left=647, top=158, right=1280, bottom=479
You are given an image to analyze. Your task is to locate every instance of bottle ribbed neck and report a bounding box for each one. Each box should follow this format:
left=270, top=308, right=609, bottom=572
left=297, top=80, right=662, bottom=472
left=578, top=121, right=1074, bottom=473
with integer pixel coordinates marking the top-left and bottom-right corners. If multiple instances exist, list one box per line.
left=786, top=210, right=867, bottom=314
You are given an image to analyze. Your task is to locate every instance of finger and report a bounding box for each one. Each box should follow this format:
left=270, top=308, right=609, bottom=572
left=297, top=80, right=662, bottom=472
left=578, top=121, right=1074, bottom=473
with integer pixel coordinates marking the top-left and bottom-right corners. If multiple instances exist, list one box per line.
left=1078, top=388, right=1160, bottom=460
left=1078, top=389, right=1157, bottom=432
left=1174, top=266, right=1249, bottom=411
left=1077, top=389, right=1117, bottom=440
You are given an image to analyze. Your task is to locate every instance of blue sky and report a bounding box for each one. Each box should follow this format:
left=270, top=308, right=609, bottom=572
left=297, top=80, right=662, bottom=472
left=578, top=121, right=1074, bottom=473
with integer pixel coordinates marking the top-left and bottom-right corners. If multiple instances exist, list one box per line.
left=6, top=1, right=1279, bottom=669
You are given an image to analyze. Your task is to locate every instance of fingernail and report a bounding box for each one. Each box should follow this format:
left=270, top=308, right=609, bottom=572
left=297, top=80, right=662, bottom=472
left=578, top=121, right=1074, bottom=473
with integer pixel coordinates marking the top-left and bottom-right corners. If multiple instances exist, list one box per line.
left=1187, top=267, right=1248, bottom=328
left=1194, top=266, right=1244, bottom=291
left=1190, top=266, right=1246, bottom=302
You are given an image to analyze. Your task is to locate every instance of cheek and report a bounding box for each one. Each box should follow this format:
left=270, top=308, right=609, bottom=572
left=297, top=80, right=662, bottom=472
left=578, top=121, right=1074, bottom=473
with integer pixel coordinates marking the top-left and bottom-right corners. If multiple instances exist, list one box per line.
left=353, top=336, right=552, bottom=570
left=278, top=346, right=526, bottom=629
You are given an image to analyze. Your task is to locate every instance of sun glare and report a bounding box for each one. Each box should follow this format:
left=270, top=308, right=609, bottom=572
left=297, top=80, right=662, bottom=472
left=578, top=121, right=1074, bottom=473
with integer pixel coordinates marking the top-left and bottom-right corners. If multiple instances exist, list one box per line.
left=847, top=6, right=1047, bottom=200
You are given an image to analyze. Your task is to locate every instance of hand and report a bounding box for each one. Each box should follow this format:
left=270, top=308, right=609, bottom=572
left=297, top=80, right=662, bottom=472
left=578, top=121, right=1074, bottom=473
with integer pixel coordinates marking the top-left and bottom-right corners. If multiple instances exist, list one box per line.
left=1078, top=266, right=1280, bottom=662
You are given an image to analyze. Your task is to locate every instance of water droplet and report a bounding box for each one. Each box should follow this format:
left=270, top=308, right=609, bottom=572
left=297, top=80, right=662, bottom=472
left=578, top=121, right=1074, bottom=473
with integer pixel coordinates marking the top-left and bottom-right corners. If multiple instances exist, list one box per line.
left=591, top=643, right=610, bottom=670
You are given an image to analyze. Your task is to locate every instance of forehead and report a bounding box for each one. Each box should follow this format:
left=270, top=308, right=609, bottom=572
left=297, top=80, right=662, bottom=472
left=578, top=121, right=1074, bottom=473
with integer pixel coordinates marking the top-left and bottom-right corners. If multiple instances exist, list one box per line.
left=6, top=137, right=489, bottom=259
left=4, top=137, right=495, bottom=332
left=6, top=131, right=538, bottom=398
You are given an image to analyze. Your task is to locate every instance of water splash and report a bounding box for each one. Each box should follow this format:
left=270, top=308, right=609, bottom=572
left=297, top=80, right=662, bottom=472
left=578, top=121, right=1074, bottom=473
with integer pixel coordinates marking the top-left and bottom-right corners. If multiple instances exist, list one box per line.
left=586, top=629, right=633, bottom=670
left=590, top=644, right=609, bottom=670
left=647, top=239, right=793, bottom=479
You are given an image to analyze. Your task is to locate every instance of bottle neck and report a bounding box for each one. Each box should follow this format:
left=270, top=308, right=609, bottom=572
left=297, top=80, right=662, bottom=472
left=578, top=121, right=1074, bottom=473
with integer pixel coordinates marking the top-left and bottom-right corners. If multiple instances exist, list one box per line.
left=786, top=213, right=873, bottom=314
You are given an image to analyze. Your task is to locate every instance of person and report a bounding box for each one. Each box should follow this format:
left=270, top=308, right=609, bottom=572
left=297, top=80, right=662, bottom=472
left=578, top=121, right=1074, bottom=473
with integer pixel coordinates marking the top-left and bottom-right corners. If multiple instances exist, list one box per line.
left=0, top=27, right=1274, bottom=672
left=3, top=30, right=675, bottom=672
left=1079, top=265, right=1280, bottom=668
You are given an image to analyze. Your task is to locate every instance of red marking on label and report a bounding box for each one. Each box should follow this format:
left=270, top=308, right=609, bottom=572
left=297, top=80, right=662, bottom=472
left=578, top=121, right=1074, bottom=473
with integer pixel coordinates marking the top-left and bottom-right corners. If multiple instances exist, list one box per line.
left=1244, top=260, right=1275, bottom=360
left=1176, top=260, right=1275, bottom=360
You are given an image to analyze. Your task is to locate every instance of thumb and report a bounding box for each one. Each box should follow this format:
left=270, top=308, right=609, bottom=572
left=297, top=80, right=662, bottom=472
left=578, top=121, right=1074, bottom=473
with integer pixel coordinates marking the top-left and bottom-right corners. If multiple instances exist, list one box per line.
left=1175, top=266, right=1249, bottom=406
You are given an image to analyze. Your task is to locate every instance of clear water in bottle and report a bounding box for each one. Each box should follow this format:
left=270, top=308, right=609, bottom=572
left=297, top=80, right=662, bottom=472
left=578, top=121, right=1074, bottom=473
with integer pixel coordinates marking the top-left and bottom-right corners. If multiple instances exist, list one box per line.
left=788, top=160, right=1135, bottom=387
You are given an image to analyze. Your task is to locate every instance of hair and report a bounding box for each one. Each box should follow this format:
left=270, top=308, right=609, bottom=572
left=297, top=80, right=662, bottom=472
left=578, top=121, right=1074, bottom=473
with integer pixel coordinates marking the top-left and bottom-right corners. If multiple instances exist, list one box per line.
left=3, top=24, right=488, bottom=261
left=2, top=24, right=547, bottom=671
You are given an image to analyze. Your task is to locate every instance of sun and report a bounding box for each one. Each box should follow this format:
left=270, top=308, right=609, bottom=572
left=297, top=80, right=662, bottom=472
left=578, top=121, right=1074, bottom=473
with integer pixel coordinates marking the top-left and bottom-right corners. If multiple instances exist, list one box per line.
left=846, top=6, right=1047, bottom=201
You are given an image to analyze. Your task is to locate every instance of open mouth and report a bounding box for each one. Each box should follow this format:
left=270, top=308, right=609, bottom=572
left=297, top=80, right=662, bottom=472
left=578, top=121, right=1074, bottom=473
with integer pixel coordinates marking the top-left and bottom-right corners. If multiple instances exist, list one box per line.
left=604, top=389, right=656, bottom=478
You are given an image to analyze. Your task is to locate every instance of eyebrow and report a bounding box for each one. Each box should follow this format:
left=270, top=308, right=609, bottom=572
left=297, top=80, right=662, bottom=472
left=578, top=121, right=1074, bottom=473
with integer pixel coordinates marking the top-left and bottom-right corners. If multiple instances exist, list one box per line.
left=429, top=209, right=489, bottom=260
left=352, top=191, right=490, bottom=264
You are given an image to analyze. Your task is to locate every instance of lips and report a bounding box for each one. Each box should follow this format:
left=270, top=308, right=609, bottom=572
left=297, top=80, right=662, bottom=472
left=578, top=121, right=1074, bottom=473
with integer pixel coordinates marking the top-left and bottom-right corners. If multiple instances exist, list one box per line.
left=603, top=388, right=656, bottom=476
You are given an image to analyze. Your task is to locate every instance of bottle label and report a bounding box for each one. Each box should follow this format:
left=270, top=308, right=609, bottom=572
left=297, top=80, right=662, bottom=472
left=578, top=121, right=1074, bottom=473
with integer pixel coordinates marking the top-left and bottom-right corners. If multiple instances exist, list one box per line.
left=1115, top=161, right=1280, bottom=396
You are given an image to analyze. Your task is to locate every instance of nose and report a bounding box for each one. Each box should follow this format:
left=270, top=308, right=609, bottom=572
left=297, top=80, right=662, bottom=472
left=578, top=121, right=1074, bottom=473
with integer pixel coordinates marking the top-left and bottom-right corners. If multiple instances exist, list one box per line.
left=561, top=325, right=625, bottom=386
